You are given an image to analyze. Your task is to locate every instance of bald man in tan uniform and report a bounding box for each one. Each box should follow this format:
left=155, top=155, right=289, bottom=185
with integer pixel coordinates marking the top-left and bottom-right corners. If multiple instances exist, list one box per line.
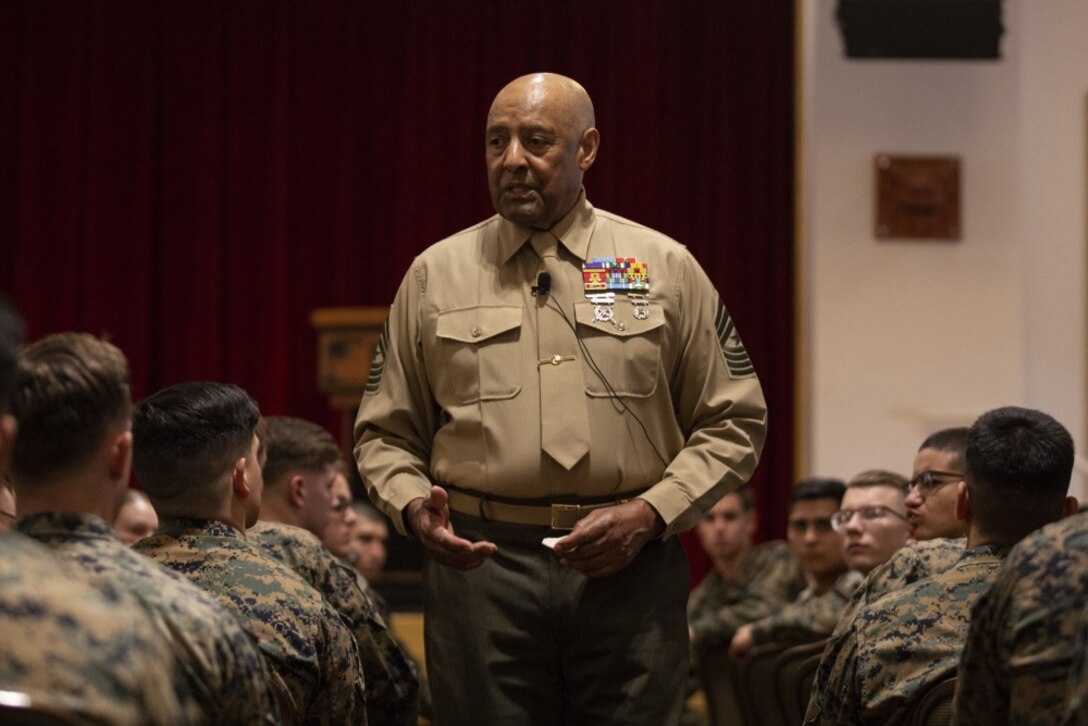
left=355, top=73, right=767, bottom=725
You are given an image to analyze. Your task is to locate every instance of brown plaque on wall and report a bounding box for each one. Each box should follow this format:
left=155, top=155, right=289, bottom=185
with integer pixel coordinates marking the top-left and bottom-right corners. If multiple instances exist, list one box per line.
left=875, top=155, right=961, bottom=240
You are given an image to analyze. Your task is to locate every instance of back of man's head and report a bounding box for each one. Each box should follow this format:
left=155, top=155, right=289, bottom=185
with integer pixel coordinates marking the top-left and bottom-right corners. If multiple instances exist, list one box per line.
left=919, top=427, right=969, bottom=468
left=259, top=416, right=342, bottom=487
left=965, top=406, right=1074, bottom=543
left=789, top=477, right=846, bottom=509
left=11, top=333, right=131, bottom=485
left=132, top=382, right=259, bottom=517
left=0, top=297, right=23, bottom=414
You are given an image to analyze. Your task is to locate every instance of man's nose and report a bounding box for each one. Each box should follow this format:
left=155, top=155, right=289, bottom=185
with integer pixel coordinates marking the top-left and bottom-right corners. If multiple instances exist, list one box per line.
left=503, top=139, right=527, bottom=170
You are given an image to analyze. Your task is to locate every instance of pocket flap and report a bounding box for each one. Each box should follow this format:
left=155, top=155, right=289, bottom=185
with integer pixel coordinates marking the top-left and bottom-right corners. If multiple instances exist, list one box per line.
left=436, top=305, right=523, bottom=344
left=573, top=300, right=665, bottom=337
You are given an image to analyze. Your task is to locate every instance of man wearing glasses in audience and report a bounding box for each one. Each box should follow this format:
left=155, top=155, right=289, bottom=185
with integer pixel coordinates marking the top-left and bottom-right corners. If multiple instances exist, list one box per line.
left=730, top=478, right=858, bottom=656
left=834, top=470, right=911, bottom=577
left=906, top=428, right=970, bottom=540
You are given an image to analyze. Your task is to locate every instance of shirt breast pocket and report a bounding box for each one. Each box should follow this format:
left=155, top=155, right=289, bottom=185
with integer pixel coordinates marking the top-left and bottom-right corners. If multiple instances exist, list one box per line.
left=573, top=300, right=664, bottom=398
left=436, top=305, right=523, bottom=405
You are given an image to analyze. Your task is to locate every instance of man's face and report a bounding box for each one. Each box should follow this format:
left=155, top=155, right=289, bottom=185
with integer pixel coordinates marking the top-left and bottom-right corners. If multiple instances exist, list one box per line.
left=244, top=433, right=264, bottom=528
left=485, top=81, right=594, bottom=230
left=837, top=485, right=910, bottom=575
left=350, top=517, right=388, bottom=583
left=906, top=447, right=966, bottom=540
left=323, top=473, right=356, bottom=559
left=695, top=493, right=755, bottom=561
left=297, top=463, right=337, bottom=537
left=113, top=493, right=159, bottom=546
left=787, top=499, right=846, bottom=579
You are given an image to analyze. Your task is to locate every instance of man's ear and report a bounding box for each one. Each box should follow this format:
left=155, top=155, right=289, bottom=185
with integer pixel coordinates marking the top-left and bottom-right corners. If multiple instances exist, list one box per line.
left=954, top=480, right=971, bottom=521
left=578, top=128, right=600, bottom=171
left=231, top=457, right=250, bottom=499
left=0, top=414, right=16, bottom=477
left=1063, top=496, right=1080, bottom=518
left=288, top=474, right=306, bottom=509
left=108, top=430, right=133, bottom=482
left=747, top=509, right=758, bottom=538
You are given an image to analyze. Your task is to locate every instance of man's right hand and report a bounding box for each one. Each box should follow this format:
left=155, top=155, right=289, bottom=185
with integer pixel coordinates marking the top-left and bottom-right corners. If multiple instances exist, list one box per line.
left=405, top=486, right=496, bottom=570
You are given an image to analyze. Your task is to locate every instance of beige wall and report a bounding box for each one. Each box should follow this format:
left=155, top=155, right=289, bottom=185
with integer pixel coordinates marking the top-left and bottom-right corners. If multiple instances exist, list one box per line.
left=799, top=0, right=1088, bottom=498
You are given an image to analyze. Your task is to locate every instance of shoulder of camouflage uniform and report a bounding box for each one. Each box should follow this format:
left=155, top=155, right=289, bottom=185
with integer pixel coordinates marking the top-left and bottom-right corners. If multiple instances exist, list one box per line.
left=0, top=532, right=187, bottom=724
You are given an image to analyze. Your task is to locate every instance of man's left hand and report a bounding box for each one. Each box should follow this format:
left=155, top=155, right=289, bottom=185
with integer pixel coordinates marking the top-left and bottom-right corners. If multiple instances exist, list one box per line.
left=552, top=499, right=664, bottom=578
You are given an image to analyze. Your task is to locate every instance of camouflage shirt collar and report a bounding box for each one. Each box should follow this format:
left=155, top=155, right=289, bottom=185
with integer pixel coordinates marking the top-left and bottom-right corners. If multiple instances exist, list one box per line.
left=13, top=511, right=119, bottom=542
left=156, top=517, right=245, bottom=540
left=958, top=542, right=1012, bottom=564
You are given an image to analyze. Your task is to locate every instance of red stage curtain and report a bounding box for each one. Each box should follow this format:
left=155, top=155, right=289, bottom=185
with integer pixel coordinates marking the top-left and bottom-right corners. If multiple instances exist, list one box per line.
left=0, top=0, right=794, bottom=583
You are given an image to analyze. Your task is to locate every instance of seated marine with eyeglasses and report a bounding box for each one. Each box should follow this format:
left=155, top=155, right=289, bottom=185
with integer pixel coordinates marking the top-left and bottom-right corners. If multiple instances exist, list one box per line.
left=805, top=406, right=1079, bottom=725
left=906, top=427, right=970, bottom=540
left=729, top=478, right=860, bottom=657
left=833, top=469, right=911, bottom=577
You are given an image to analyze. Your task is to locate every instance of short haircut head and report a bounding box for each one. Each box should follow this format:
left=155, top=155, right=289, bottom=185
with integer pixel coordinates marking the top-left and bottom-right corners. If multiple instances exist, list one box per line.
left=919, top=427, right=969, bottom=471
left=11, top=333, right=131, bottom=483
left=789, top=477, right=846, bottom=508
left=258, top=416, right=341, bottom=488
left=965, top=406, right=1074, bottom=541
left=729, top=486, right=755, bottom=512
left=0, top=297, right=24, bottom=412
left=847, top=469, right=908, bottom=492
left=132, top=382, right=259, bottom=511
left=351, top=500, right=387, bottom=525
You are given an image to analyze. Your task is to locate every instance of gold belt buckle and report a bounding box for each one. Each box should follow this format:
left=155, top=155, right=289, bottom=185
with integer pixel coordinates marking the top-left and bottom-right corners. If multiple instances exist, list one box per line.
left=550, top=504, right=581, bottom=530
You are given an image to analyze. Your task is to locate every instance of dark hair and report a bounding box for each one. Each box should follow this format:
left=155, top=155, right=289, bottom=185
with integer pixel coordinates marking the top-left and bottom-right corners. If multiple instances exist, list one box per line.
left=132, top=382, right=259, bottom=506
left=919, top=427, right=969, bottom=471
left=731, top=486, right=754, bottom=512
left=258, top=416, right=342, bottom=487
left=789, top=477, right=846, bottom=507
left=0, top=297, right=25, bottom=412
left=965, top=406, right=1074, bottom=542
left=847, top=469, right=908, bottom=491
left=11, top=333, right=131, bottom=483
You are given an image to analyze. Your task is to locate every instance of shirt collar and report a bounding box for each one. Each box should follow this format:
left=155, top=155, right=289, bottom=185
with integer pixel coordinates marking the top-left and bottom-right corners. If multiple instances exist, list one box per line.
left=156, top=517, right=245, bottom=541
left=496, top=189, right=596, bottom=265
left=14, top=511, right=119, bottom=542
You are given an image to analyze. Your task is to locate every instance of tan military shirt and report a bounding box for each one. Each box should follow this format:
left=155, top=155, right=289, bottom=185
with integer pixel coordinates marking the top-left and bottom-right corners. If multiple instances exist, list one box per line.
left=355, top=193, right=767, bottom=537
left=0, top=531, right=185, bottom=725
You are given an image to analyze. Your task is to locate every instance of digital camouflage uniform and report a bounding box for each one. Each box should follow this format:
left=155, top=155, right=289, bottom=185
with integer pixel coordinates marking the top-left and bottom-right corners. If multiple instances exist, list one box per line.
left=15, top=512, right=280, bottom=725
left=955, top=512, right=1088, bottom=726
left=747, top=568, right=862, bottom=646
left=250, top=520, right=419, bottom=726
left=0, top=530, right=185, bottom=725
left=1062, top=603, right=1088, bottom=726
left=806, top=544, right=1008, bottom=726
left=687, top=540, right=805, bottom=652
left=136, top=518, right=368, bottom=725
left=804, top=537, right=965, bottom=723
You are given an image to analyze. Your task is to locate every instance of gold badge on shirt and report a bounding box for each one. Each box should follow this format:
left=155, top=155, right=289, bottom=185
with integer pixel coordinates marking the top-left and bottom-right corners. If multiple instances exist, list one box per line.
left=582, top=257, right=650, bottom=323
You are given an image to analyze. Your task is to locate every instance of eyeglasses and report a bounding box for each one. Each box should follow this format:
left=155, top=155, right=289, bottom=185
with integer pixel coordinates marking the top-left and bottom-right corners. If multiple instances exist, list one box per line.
left=830, top=506, right=908, bottom=531
left=906, top=470, right=964, bottom=496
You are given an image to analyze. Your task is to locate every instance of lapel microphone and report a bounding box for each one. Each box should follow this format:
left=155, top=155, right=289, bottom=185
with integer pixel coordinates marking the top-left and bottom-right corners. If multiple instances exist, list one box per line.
left=532, top=272, right=552, bottom=297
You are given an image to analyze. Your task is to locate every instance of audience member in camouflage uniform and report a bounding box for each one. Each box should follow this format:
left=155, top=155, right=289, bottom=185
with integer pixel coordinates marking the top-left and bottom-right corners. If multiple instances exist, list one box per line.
left=954, top=509, right=1086, bottom=726
left=256, top=416, right=420, bottom=726
left=131, top=381, right=368, bottom=725
left=905, top=427, right=970, bottom=541
left=1063, top=602, right=1088, bottom=726
left=806, top=406, right=1077, bottom=725
left=804, top=537, right=965, bottom=723
left=0, top=300, right=184, bottom=724
left=322, top=462, right=358, bottom=561
left=0, top=531, right=188, bottom=724
left=687, top=487, right=804, bottom=654
left=8, top=332, right=279, bottom=724
left=731, top=478, right=853, bottom=656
